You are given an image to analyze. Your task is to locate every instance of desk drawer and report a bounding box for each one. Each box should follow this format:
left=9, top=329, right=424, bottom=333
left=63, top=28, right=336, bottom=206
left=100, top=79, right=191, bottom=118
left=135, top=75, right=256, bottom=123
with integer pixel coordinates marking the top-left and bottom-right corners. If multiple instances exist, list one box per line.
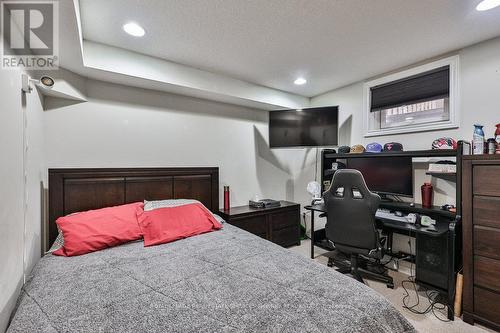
left=474, top=226, right=500, bottom=260
left=230, top=215, right=267, bottom=238
left=473, top=196, right=500, bottom=228
left=473, top=166, right=500, bottom=197
left=474, top=286, right=500, bottom=325
left=474, top=256, right=500, bottom=293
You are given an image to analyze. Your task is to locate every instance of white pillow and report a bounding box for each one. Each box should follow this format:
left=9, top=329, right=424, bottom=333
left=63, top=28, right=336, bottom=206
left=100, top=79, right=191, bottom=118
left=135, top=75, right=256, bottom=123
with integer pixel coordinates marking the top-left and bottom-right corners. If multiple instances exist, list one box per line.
left=143, top=199, right=225, bottom=224
left=46, top=232, right=64, bottom=254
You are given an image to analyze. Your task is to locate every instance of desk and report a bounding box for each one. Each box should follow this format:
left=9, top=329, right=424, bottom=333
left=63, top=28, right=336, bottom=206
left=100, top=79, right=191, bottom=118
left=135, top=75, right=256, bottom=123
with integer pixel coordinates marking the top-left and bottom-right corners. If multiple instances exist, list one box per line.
left=304, top=202, right=460, bottom=320
left=304, top=203, right=451, bottom=259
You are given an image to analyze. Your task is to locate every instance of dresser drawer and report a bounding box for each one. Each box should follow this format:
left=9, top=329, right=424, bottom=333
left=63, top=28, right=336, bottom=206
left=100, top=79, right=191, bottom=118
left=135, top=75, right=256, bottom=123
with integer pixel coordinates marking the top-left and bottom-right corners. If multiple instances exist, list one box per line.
left=474, top=256, right=500, bottom=293
left=474, top=286, right=500, bottom=325
left=230, top=215, right=268, bottom=238
left=473, top=196, right=500, bottom=228
left=269, top=209, right=299, bottom=231
left=474, top=226, right=500, bottom=260
left=473, top=166, right=500, bottom=197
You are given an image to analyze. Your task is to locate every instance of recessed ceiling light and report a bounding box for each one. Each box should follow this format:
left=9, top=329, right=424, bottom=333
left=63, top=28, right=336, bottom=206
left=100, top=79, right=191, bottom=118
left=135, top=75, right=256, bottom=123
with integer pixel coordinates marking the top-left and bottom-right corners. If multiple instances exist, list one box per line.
left=476, top=0, right=500, bottom=11
left=294, top=77, right=307, bottom=85
left=123, top=22, right=145, bottom=37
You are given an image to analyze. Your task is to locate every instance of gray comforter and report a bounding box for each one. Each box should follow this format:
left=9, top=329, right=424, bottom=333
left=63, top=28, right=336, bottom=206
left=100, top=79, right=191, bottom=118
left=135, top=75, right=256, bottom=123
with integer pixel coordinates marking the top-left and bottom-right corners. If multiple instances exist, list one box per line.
left=8, top=224, right=415, bottom=333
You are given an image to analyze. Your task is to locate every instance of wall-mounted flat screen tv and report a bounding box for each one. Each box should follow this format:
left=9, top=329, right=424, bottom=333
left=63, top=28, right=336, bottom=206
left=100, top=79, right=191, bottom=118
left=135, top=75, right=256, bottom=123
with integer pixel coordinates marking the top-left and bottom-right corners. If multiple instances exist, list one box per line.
left=269, top=106, right=339, bottom=148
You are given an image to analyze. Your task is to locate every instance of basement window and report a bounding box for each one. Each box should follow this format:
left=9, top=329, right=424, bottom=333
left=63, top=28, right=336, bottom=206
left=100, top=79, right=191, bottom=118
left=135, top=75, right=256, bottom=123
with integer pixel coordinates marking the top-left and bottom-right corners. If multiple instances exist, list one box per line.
left=364, top=56, right=459, bottom=137
left=379, top=98, right=449, bottom=129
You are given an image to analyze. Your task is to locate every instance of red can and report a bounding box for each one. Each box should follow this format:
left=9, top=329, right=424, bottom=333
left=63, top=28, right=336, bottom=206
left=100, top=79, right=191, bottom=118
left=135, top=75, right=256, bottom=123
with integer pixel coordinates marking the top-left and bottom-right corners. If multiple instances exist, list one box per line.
left=223, top=186, right=230, bottom=211
left=421, top=182, right=433, bottom=208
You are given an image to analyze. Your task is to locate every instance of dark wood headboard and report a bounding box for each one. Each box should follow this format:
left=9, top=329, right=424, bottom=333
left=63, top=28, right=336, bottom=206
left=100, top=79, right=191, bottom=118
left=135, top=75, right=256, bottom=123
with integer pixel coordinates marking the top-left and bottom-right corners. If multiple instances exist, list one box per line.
left=48, top=167, right=219, bottom=248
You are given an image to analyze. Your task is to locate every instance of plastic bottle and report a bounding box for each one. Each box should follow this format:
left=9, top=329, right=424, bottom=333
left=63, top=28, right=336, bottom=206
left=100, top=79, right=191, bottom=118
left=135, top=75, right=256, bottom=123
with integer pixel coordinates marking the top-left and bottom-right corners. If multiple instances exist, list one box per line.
left=495, top=123, right=500, bottom=154
left=473, top=124, right=485, bottom=155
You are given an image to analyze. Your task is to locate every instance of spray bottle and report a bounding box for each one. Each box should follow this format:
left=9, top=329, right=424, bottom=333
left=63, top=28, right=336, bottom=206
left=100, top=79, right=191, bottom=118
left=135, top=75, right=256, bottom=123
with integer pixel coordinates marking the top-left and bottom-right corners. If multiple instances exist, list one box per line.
left=473, top=124, right=485, bottom=155
left=494, top=123, right=500, bottom=154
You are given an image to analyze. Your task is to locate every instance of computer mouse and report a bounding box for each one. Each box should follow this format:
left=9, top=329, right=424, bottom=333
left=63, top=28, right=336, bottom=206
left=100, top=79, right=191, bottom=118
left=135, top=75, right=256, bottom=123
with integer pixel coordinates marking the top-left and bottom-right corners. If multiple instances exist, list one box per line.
left=395, top=211, right=404, bottom=217
left=409, top=203, right=415, bottom=207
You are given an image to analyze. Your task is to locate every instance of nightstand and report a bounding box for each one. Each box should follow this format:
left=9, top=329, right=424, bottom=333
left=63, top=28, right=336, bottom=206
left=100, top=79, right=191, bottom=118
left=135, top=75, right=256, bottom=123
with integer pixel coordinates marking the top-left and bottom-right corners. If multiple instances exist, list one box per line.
left=218, top=201, right=300, bottom=247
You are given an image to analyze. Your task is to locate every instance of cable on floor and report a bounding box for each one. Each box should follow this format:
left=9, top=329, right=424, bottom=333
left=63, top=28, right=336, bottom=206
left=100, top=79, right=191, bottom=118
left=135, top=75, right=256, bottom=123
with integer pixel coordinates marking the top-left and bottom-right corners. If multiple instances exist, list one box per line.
left=400, top=233, right=453, bottom=322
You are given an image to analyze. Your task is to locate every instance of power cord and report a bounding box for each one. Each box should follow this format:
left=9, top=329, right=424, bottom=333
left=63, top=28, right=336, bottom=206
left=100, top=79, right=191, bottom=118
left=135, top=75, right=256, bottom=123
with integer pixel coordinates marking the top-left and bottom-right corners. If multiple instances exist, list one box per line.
left=382, top=253, right=412, bottom=271
left=401, top=234, right=452, bottom=322
left=314, top=148, right=319, bottom=182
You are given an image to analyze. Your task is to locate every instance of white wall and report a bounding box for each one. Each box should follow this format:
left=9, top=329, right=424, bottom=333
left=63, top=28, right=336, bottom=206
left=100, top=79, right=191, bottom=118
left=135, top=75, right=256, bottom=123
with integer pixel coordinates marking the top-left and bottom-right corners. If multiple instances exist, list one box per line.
left=0, top=69, right=45, bottom=332
left=0, top=69, right=25, bottom=333
left=44, top=79, right=301, bottom=207
left=24, top=86, right=45, bottom=278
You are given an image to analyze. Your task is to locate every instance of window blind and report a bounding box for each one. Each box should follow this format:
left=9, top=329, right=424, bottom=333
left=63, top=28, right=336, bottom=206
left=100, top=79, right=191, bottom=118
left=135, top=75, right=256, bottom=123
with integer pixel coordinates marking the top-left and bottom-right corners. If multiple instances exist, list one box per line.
left=370, top=66, right=450, bottom=112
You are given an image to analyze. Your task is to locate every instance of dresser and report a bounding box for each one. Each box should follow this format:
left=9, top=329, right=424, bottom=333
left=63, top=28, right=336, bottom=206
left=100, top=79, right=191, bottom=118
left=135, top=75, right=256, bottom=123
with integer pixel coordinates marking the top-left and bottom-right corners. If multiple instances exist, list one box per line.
left=218, top=201, right=301, bottom=247
left=462, top=155, right=500, bottom=330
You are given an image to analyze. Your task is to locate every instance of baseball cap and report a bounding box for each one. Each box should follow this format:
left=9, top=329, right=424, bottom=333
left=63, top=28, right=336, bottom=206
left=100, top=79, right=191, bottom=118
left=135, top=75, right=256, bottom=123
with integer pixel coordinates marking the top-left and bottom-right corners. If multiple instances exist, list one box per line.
left=383, top=142, right=403, bottom=152
left=350, top=144, right=366, bottom=153
left=432, top=137, right=457, bottom=150
left=366, top=142, right=383, bottom=153
left=338, top=146, right=351, bottom=154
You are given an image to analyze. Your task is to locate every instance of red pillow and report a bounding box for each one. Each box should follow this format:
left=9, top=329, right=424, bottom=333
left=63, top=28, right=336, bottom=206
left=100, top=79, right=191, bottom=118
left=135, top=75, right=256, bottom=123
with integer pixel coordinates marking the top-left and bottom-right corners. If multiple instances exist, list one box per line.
left=53, top=202, right=144, bottom=257
left=137, top=203, right=222, bottom=247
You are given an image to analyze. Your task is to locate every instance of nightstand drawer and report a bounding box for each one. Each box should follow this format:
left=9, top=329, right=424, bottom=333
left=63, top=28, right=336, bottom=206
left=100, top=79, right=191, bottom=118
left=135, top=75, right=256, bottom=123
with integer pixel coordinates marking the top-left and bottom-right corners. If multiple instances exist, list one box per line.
left=272, top=226, right=299, bottom=247
left=218, top=201, right=300, bottom=247
left=270, top=209, right=299, bottom=231
left=230, top=215, right=268, bottom=237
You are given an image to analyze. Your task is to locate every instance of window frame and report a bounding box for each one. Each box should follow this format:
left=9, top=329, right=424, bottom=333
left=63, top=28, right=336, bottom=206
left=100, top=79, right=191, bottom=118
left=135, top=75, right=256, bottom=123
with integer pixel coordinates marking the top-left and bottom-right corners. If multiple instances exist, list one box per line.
left=363, top=55, right=460, bottom=137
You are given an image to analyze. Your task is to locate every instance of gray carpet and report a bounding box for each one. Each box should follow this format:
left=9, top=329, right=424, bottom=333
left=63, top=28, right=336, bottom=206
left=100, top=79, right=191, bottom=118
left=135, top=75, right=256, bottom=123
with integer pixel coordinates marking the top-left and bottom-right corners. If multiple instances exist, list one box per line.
left=8, top=224, right=415, bottom=332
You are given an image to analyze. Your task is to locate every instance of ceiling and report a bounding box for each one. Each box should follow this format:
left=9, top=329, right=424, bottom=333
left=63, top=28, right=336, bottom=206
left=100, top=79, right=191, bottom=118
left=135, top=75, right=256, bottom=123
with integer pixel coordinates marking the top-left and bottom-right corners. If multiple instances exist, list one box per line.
left=77, top=0, right=500, bottom=97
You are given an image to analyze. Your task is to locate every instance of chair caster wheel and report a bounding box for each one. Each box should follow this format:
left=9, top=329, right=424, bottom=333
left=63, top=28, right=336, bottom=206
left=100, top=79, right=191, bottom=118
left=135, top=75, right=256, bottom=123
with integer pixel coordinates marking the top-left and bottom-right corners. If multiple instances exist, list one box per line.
left=387, top=283, right=394, bottom=289
left=327, top=258, right=334, bottom=267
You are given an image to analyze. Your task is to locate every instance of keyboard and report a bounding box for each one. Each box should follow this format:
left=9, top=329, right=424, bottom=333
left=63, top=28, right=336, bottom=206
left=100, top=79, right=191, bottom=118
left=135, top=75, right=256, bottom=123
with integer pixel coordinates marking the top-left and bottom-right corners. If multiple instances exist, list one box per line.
left=375, top=209, right=410, bottom=223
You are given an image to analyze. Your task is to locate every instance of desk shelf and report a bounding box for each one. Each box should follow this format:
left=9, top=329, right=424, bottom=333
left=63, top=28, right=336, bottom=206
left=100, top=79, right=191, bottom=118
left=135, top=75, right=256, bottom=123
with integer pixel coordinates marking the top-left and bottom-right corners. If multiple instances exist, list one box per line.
left=324, top=149, right=457, bottom=159
left=425, top=171, right=456, bottom=182
left=379, top=202, right=456, bottom=219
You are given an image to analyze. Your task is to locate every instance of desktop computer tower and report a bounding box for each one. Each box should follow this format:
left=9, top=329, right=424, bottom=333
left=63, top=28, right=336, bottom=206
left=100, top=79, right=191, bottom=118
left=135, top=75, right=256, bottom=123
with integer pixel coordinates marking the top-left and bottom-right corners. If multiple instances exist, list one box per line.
left=415, top=233, right=448, bottom=290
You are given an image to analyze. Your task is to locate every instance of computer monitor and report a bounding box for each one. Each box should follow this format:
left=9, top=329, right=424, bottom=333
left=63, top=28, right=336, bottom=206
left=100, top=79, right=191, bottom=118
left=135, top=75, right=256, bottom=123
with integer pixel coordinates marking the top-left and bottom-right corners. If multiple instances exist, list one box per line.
left=346, top=156, right=413, bottom=197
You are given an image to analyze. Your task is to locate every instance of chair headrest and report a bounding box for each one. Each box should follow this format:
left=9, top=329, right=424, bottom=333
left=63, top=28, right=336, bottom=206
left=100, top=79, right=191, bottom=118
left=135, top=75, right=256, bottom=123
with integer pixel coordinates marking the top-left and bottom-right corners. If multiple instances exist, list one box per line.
left=327, top=169, right=374, bottom=199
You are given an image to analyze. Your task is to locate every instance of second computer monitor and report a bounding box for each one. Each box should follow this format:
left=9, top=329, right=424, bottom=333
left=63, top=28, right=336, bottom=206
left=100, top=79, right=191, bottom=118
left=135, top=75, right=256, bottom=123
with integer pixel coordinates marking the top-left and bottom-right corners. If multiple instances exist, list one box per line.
left=346, top=156, right=413, bottom=197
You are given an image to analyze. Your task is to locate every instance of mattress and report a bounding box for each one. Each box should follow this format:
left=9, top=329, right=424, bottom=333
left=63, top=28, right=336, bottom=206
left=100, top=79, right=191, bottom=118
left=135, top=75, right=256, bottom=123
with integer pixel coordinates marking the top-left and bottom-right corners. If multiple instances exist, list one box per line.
left=8, top=224, right=415, bottom=332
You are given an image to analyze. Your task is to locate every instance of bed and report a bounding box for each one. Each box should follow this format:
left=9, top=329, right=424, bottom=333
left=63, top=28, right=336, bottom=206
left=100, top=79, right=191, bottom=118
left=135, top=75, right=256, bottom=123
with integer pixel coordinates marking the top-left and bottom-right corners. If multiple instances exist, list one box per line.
left=8, top=168, right=415, bottom=333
